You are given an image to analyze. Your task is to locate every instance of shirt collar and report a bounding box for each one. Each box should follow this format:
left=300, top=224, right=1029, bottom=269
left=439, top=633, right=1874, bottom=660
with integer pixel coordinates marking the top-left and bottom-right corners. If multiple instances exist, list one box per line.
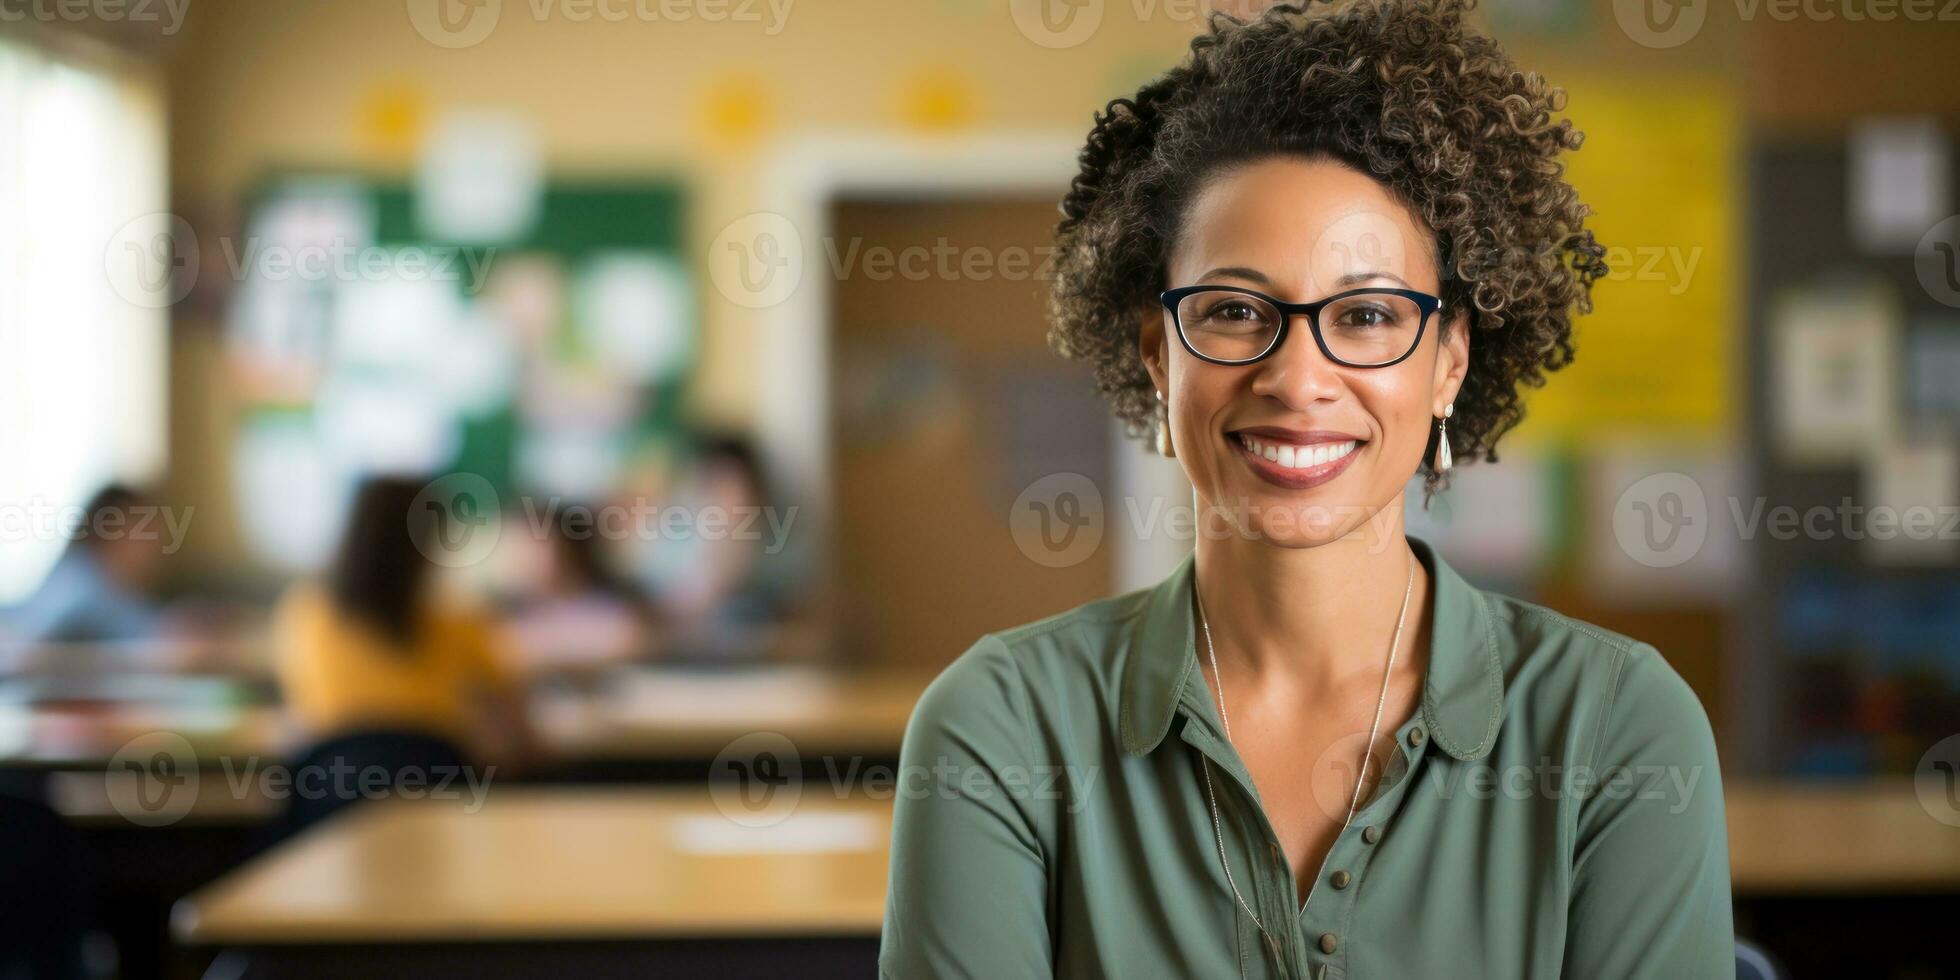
left=1118, top=534, right=1505, bottom=762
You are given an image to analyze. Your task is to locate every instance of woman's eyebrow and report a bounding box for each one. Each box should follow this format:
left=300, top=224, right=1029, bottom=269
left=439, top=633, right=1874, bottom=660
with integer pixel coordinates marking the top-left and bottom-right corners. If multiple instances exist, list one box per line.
left=1196, top=268, right=1415, bottom=290
left=1332, top=270, right=1413, bottom=289
left=1198, top=266, right=1270, bottom=284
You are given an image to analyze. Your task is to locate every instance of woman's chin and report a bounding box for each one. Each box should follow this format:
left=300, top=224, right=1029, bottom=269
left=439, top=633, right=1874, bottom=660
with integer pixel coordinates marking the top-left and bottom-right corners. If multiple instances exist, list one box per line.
left=1196, top=479, right=1386, bottom=548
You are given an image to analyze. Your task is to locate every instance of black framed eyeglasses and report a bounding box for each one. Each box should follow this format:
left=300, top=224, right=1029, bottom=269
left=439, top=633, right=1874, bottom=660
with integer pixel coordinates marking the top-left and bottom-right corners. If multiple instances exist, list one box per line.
left=1158, top=284, right=1442, bottom=368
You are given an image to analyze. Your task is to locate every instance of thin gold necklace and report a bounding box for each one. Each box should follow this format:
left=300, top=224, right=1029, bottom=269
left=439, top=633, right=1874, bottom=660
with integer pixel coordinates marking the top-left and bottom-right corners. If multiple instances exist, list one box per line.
left=1191, top=546, right=1416, bottom=953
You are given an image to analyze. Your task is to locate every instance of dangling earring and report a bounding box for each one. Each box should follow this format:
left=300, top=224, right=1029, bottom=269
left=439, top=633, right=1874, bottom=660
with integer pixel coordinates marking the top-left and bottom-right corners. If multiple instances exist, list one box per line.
left=1155, top=390, right=1175, bottom=458
left=1433, top=403, right=1454, bottom=475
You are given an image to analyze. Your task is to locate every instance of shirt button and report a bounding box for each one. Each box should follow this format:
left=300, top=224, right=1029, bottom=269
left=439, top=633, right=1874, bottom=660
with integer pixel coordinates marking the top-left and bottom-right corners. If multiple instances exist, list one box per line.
left=1319, top=933, right=1339, bottom=954
left=1408, top=727, right=1426, bottom=747
left=1361, top=825, right=1381, bottom=845
left=1330, top=870, right=1352, bottom=889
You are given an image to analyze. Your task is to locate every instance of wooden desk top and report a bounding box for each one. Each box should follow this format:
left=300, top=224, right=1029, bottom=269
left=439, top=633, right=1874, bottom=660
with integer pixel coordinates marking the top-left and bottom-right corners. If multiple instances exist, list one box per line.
left=172, top=778, right=1957, bottom=946
left=1726, top=779, right=1960, bottom=895
left=173, top=788, right=892, bottom=945
left=536, top=667, right=931, bottom=760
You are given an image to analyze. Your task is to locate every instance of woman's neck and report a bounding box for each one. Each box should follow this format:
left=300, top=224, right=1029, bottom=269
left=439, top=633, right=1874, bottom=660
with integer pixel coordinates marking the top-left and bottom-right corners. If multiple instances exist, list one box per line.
left=1191, top=494, right=1426, bottom=686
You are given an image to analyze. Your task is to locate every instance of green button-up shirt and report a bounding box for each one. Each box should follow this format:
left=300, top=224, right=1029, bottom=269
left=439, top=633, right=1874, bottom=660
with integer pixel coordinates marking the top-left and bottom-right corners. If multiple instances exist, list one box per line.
left=880, top=536, right=1733, bottom=979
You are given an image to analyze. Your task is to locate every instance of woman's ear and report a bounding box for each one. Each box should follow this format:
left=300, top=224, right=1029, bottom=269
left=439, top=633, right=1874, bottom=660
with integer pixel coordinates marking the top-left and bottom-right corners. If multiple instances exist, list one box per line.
left=1138, top=302, right=1170, bottom=394
left=1433, top=309, right=1470, bottom=412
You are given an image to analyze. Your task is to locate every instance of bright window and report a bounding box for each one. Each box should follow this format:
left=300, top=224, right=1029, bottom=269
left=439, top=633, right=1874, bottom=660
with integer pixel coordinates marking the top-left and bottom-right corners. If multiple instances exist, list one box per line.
left=0, top=37, right=167, bottom=603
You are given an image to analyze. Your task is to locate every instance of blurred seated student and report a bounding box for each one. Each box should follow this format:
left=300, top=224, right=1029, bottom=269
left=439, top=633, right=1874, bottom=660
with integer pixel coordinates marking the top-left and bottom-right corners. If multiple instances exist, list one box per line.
left=501, top=507, right=654, bottom=671
left=275, top=476, right=536, bottom=770
left=11, top=483, right=167, bottom=651
left=640, top=435, right=802, bottom=662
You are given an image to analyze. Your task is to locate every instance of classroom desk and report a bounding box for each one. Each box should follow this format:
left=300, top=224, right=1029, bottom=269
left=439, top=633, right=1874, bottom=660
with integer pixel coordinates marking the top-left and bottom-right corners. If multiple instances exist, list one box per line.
left=1726, top=780, right=1959, bottom=977
left=536, top=666, right=930, bottom=763
left=1726, top=778, right=1960, bottom=895
left=0, top=701, right=289, bottom=769
left=173, top=788, right=890, bottom=978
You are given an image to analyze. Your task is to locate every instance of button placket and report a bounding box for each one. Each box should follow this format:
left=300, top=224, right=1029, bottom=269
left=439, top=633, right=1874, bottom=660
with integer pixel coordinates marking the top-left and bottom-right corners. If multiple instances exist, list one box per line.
left=1294, top=824, right=1353, bottom=980
left=1305, top=735, right=1427, bottom=978
left=1178, top=716, right=1297, bottom=976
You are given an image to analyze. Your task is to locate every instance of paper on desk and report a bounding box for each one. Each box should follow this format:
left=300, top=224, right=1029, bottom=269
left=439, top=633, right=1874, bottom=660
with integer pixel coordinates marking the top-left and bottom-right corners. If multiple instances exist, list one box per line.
left=606, top=668, right=838, bottom=725
left=671, top=811, right=881, bottom=854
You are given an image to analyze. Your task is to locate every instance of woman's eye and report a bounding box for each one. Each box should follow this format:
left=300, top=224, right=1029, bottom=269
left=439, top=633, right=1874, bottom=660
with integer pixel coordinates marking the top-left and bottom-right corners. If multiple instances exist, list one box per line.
left=1336, top=305, right=1392, bottom=328
left=1206, top=301, right=1263, bottom=322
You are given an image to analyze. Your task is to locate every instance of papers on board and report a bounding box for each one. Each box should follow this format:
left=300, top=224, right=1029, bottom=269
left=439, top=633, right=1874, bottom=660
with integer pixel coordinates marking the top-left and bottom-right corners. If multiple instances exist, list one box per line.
left=1771, top=283, right=1898, bottom=466
left=1849, top=117, right=1950, bottom=254
left=1862, top=438, right=1960, bottom=566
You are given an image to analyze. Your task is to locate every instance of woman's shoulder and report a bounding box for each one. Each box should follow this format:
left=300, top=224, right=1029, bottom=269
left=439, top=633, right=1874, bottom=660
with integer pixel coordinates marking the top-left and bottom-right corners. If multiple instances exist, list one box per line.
left=903, top=588, right=1156, bottom=748
left=1479, top=589, right=1717, bottom=770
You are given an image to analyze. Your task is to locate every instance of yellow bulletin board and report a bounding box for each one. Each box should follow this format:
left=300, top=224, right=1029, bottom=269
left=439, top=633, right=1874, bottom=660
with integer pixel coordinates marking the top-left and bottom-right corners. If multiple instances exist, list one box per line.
left=1508, top=78, right=1739, bottom=445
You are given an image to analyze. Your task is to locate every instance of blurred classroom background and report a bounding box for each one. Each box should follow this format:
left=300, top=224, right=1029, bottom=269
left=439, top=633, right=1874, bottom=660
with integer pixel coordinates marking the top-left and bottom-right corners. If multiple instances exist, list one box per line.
left=1, top=0, right=1957, bottom=977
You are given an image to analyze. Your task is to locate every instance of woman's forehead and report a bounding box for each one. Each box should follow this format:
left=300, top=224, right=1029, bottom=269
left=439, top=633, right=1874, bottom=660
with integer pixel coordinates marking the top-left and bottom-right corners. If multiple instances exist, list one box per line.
left=1173, top=159, right=1438, bottom=296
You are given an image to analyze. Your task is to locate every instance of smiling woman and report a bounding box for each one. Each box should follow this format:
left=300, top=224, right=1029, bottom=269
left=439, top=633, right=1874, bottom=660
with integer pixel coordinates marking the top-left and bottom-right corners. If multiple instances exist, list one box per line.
left=879, top=2, right=1732, bottom=979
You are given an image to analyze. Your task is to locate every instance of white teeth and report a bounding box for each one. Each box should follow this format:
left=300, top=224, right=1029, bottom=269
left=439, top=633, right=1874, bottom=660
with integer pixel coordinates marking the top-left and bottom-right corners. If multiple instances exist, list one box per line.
left=1239, top=435, right=1358, bottom=470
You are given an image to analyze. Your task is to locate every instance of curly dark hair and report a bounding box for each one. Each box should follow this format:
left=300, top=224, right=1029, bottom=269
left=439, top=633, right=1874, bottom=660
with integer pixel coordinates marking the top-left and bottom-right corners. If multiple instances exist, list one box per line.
left=1048, top=0, right=1608, bottom=492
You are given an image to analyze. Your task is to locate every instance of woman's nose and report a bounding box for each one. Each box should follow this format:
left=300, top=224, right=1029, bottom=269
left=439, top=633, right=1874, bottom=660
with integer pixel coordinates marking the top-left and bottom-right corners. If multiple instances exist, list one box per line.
left=1247, top=316, right=1345, bottom=408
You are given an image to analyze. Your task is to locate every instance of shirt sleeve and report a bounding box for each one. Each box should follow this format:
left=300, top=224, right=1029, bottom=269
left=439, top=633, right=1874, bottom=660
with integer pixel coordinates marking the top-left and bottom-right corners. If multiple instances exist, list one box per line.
left=450, top=607, right=520, bottom=695
left=1564, top=642, right=1735, bottom=979
left=879, top=634, right=1053, bottom=980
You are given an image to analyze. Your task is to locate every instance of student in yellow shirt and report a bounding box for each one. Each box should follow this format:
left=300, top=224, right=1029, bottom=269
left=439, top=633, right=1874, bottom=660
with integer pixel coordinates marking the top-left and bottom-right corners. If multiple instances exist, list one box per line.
left=275, top=476, right=535, bottom=768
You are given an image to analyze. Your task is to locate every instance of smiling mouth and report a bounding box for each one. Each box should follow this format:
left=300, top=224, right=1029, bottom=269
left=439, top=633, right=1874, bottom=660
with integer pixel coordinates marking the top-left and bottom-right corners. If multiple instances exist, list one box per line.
left=1235, top=433, right=1359, bottom=469
left=1230, top=431, right=1366, bottom=490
